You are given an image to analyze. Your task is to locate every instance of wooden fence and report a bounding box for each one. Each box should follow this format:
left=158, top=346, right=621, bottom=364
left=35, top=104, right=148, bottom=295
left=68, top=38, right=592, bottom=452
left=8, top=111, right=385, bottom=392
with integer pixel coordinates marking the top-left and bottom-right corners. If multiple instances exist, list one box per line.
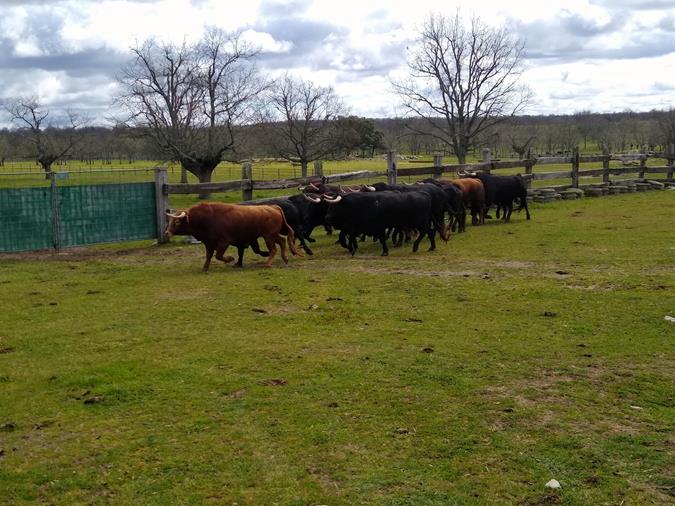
left=155, top=149, right=674, bottom=242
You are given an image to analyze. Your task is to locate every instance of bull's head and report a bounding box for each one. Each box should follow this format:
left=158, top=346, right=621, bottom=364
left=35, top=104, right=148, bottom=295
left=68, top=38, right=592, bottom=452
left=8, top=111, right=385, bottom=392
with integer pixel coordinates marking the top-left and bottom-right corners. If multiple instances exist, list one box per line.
left=164, top=210, right=189, bottom=239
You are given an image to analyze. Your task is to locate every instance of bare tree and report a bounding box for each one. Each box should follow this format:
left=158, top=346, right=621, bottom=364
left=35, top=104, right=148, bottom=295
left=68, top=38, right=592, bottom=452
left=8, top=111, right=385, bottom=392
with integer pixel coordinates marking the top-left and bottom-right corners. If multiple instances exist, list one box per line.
left=392, top=12, right=530, bottom=163
left=5, top=98, right=82, bottom=177
left=265, top=74, right=347, bottom=176
left=116, top=29, right=267, bottom=193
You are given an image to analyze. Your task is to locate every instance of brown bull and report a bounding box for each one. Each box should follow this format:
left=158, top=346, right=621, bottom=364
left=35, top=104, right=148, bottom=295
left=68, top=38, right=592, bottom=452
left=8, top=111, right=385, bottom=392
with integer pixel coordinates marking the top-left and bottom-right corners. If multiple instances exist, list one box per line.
left=435, top=178, right=486, bottom=225
left=165, top=202, right=301, bottom=271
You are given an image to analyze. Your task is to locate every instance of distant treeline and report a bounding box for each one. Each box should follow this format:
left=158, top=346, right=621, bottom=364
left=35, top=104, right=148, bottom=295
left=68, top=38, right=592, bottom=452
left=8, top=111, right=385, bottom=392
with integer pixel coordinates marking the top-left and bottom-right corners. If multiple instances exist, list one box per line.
left=1, top=109, right=674, bottom=167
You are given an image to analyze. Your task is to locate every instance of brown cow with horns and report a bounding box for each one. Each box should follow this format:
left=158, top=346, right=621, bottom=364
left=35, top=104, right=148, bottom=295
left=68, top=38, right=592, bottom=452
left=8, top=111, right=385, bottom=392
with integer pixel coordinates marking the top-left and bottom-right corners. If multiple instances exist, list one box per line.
left=165, top=202, right=301, bottom=270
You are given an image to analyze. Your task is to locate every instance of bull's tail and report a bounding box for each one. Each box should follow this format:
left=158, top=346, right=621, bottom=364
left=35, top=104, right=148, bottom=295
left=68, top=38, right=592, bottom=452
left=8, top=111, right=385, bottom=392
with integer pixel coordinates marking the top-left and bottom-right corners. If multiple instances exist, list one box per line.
left=277, top=206, right=303, bottom=257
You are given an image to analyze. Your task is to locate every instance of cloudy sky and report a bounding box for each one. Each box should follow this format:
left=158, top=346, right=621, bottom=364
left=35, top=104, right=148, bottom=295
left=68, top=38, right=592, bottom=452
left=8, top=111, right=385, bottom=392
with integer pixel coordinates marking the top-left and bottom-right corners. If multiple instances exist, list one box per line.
left=2, top=0, right=675, bottom=125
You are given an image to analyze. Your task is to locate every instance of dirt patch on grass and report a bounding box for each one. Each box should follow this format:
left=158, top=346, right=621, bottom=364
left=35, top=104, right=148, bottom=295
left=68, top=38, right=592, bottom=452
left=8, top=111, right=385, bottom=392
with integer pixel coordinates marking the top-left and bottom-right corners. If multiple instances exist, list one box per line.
left=478, top=365, right=668, bottom=436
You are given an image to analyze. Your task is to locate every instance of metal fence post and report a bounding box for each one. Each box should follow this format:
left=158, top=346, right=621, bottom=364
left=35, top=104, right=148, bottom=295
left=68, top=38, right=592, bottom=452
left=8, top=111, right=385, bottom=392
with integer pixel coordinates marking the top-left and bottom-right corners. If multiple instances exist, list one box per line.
left=387, top=150, right=397, bottom=184
left=50, top=172, right=61, bottom=251
left=154, top=167, right=169, bottom=244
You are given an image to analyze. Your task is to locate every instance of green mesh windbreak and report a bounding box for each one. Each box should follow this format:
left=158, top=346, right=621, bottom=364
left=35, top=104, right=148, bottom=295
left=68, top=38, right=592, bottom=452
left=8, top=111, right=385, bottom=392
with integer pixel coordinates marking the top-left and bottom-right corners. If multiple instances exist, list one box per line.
left=57, top=183, right=157, bottom=248
left=0, top=187, right=54, bottom=252
left=0, top=182, right=157, bottom=252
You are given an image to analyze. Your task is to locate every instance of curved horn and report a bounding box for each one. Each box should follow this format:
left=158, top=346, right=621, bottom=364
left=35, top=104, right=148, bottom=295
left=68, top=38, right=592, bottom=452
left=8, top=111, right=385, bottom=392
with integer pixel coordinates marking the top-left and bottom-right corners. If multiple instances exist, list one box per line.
left=303, top=193, right=323, bottom=203
left=165, top=210, right=187, bottom=219
left=324, top=194, right=342, bottom=203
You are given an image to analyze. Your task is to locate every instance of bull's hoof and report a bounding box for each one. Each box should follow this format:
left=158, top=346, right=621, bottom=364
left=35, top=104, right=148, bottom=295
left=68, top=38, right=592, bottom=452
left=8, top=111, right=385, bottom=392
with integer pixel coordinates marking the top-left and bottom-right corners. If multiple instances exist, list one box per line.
left=381, top=251, right=389, bottom=256
left=232, top=263, right=243, bottom=268
left=303, top=247, right=314, bottom=256
left=306, top=237, right=316, bottom=243
left=427, top=247, right=436, bottom=251
left=222, top=255, right=235, bottom=263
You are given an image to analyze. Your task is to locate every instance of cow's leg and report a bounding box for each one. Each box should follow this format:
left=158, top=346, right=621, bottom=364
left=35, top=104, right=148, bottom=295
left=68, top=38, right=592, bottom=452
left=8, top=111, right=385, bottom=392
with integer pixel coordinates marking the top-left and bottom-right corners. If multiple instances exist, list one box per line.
left=231, top=246, right=245, bottom=267
left=429, top=225, right=436, bottom=250
left=276, top=234, right=289, bottom=264
left=338, top=231, right=349, bottom=249
left=523, top=200, right=531, bottom=220
left=202, top=245, right=215, bottom=272
left=412, top=228, right=426, bottom=252
left=262, top=237, right=277, bottom=267
left=215, top=241, right=235, bottom=265
left=250, top=239, right=269, bottom=257
left=296, top=230, right=313, bottom=255
left=427, top=227, right=436, bottom=251
left=348, top=234, right=358, bottom=256
left=378, top=231, right=389, bottom=256
left=503, top=203, right=512, bottom=222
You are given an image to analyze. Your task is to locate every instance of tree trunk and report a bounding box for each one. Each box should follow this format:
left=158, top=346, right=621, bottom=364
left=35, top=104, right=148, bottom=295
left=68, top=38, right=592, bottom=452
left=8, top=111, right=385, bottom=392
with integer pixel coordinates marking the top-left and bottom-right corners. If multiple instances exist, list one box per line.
left=195, top=170, right=212, bottom=200
left=301, top=160, right=308, bottom=178
left=40, top=161, right=53, bottom=180
left=180, top=166, right=188, bottom=184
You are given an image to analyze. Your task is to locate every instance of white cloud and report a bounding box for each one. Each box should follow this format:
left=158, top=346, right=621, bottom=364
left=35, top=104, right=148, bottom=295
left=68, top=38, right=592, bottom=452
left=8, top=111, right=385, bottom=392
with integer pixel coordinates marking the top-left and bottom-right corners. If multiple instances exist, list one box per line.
left=2, top=0, right=675, bottom=122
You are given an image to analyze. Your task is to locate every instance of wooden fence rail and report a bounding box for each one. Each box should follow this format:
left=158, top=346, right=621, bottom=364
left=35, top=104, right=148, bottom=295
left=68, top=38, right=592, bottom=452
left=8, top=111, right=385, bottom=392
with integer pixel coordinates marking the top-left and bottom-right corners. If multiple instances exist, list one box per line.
left=162, top=148, right=674, bottom=199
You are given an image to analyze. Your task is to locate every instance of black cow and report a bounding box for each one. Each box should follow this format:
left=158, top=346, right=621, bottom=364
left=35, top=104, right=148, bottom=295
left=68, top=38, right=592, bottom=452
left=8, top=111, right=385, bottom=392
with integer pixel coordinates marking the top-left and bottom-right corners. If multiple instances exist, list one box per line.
left=461, top=172, right=531, bottom=222
left=322, top=191, right=435, bottom=256
left=240, top=197, right=315, bottom=255
left=372, top=182, right=462, bottom=239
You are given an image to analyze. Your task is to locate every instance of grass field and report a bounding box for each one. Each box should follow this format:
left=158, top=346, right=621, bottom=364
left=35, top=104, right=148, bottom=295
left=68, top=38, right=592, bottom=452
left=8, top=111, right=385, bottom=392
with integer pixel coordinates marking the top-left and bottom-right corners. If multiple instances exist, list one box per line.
left=0, top=191, right=674, bottom=504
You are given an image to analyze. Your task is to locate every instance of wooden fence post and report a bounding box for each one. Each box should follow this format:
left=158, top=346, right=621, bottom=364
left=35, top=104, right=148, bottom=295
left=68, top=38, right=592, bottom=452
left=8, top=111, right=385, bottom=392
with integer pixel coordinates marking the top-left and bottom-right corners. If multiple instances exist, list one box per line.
left=154, top=167, right=169, bottom=244
left=638, top=154, right=647, bottom=179
left=387, top=150, right=397, bottom=184
left=433, top=154, right=443, bottom=179
left=571, top=147, right=580, bottom=188
left=602, top=154, right=610, bottom=183
left=668, top=144, right=674, bottom=180
left=241, top=162, right=253, bottom=201
left=524, top=148, right=533, bottom=188
left=313, top=160, right=323, bottom=178
left=481, top=148, right=492, bottom=173
left=482, top=148, right=491, bottom=163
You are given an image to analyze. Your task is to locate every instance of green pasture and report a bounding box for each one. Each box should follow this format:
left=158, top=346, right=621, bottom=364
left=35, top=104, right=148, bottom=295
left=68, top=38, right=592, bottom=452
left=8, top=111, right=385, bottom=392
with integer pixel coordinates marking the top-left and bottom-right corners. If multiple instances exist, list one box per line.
left=1, top=189, right=674, bottom=505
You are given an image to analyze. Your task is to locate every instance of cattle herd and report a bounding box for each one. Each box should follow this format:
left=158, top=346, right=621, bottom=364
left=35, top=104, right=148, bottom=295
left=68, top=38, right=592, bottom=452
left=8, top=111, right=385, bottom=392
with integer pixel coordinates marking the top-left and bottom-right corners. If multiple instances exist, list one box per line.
left=164, top=171, right=531, bottom=270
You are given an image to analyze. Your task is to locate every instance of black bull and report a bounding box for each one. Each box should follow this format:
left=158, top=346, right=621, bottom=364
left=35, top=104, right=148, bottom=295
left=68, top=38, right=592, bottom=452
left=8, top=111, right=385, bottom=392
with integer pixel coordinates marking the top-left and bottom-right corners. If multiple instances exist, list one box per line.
left=321, top=191, right=435, bottom=256
left=240, top=194, right=329, bottom=255
left=462, top=172, right=531, bottom=222
left=372, top=182, right=464, bottom=237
